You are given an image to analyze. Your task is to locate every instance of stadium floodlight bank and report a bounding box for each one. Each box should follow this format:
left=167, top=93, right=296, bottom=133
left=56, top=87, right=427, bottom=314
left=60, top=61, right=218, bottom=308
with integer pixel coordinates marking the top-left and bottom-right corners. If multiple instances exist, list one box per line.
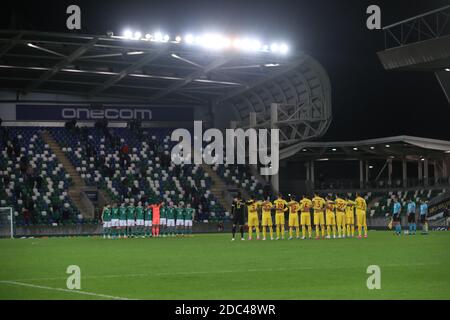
left=0, top=207, right=14, bottom=239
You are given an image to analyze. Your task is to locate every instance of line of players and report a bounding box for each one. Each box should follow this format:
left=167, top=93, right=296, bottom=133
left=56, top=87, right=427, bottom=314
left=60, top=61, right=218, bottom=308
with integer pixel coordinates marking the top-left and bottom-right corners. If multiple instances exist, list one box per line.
left=100, top=201, right=195, bottom=239
left=231, top=192, right=368, bottom=241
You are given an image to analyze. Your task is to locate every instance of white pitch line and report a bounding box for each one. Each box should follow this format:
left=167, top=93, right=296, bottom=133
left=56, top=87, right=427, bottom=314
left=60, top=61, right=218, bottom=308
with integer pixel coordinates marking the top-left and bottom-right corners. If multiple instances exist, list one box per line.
left=0, top=280, right=133, bottom=300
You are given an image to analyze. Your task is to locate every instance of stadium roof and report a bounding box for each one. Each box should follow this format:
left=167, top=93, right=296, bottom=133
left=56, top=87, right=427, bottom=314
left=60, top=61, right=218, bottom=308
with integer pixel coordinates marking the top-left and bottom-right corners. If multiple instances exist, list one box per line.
left=280, top=135, right=450, bottom=161
left=0, top=30, right=312, bottom=105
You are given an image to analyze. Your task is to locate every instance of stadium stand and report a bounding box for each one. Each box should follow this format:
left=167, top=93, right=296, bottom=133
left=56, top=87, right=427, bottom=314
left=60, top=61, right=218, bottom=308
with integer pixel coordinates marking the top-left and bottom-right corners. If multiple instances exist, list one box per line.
left=47, top=126, right=228, bottom=222
left=0, top=127, right=82, bottom=226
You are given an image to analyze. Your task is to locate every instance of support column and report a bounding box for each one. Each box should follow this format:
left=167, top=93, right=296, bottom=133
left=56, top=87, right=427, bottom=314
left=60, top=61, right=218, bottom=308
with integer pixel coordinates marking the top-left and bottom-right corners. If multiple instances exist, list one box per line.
left=433, top=160, right=438, bottom=185
left=388, top=158, right=393, bottom=186
left=270, top=103, right=279, bottom=193
left=359, top=160, right=364, bottom=189
left=402, top=159, right=407, bottom=188
left=310, top=160, right=315, bottom=184
left=443, top=158, right=448, bottom=183
left=418, top=160, right=423, bottom=185
left=424, top=158, right=429, bottom=187
left=365, top=161, right=369, bottom=184
left=306, top=162, right=310, bottom=181
left=248, top=112, right=258, bottom=174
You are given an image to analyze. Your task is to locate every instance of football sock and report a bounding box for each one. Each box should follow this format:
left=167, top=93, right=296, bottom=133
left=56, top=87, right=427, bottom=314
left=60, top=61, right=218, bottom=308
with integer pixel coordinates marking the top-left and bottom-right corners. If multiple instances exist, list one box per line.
left=255, top=227, right=260, bottom=239
left=332, top=225, right=336, bottom=237
left=240, top=226, right=244, bottom=238
left=321, top=226, right=325, bottom=237
left=276, top=225, right=280, bottom=238
left=327, top=226, right=331, bottom=237
left=302, top=225, right=306, bottom=237
left=249, top=227, right=253, bottom=239
left=281, top=225, right=285, bottom=238
left=315, top=226, right=320, bottom=237
left=289, top=227, right=293, bottom=238
left=232, top=225, right=236, bottom=238
left=269, top=227, right=274, bottom=239
left=263, top=227, right=267, bottom=239
left=296, top=227, right=300, bottom=238
left=351, top=225, right=355, bottom=236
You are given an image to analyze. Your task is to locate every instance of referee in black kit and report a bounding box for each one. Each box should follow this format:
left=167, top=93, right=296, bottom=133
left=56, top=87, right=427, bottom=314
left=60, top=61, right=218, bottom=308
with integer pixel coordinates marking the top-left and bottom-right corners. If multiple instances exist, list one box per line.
left=231, top=192, right=246, bottom=241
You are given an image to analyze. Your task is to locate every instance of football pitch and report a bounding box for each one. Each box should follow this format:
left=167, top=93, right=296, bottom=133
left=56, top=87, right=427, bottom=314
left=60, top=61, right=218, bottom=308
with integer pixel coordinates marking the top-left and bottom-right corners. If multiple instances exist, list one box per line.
left=0, top=231, right=449, bottom=300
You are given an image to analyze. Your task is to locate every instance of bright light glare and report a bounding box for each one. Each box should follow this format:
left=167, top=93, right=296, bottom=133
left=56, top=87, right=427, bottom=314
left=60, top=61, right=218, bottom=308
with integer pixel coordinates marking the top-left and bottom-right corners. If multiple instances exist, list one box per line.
left=134, top=32, right=142, bottom=39
left=185, top=34, right=194, bottom=44
left=154, top=32, right=163, bottom=42
left=163, top=34, right=170, bottom=42
left=175, top=35, right=182, bottom=42
left=279, top=43, right=288, bottom=54
left=123, top=30, right=133, bottom=39
left=270, top=43, right=279, bottom=52
left=145, top=33, right=151, bottom=40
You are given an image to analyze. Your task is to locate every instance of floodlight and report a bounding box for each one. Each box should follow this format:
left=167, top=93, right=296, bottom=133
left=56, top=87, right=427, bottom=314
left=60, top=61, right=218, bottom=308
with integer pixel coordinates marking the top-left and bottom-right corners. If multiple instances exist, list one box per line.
left=123, top=30, right=133, bottom=39
left=154, top=32, right=163, bottom=42
left=175, top=35, right=182, bottom=42
left=185, top=34, right=194, bottom=44
left=270, top=43, right=279, bottom=52
left=279, top=43, right=288, bottom=54
left=134, top=31, right=142, bottom=39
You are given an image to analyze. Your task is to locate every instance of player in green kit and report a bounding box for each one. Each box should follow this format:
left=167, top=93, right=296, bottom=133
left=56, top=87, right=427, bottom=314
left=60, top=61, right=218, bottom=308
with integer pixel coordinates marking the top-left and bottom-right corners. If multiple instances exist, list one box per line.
left=101, top=205, right=111, bottom=239
left=184, top=203, right=195, bottom=236
left=144, top=203, right=152, bottom=237
left=166, top=203, right=176, bottom=237
left=160, top=203, right=168, bottom=237
left=110, top=203, right=119, bottom=239
left=118, top=203, right=128, bottom=238
left=175, top=203, right=186, bottom=236
left=135, top=202, right=145, bottom=238
left=127, top=203, right=136, bottom=237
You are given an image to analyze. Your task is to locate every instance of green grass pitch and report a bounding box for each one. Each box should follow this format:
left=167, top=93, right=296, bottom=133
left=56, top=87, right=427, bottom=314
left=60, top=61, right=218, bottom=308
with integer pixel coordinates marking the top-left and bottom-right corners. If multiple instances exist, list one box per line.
left=0, top=231, right=449, bottom=300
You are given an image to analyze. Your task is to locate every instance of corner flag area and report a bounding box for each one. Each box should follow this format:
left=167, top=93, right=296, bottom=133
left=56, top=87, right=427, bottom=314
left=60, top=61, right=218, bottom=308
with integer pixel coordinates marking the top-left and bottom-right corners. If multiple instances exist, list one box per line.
left=1, top=232, right=449, bottom=300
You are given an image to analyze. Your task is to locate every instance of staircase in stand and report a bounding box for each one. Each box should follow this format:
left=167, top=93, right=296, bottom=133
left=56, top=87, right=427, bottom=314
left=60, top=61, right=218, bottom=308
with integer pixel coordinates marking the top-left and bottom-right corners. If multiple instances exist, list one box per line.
left=40, top=130, right=100, bottom=219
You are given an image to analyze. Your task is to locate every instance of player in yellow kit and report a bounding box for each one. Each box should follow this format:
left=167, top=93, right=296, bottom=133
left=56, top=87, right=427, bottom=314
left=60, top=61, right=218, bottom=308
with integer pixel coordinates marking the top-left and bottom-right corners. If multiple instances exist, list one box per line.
left=312, top=193, right=326, bottom=239
left=287, top=195, right=300, bottom=240
left=273, top=195, right=288, bottom=240
left=325, top=195, right=336, bottom=239
left=345, top=196, right=356, bottom=237
left=355, top=193, right=368, bottom=238
left=334, top=195, right=347, bottom=238
left=299, top=195, right=312, bottom=239
left=261, top=198, right=274, bottom=240
left=246, top=199, right=261, bottom=240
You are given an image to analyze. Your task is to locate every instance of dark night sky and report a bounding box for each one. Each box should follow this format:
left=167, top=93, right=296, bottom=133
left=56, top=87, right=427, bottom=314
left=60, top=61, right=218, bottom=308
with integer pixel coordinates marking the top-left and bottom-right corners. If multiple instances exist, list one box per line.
left=2, top=0, right=450, bottom=141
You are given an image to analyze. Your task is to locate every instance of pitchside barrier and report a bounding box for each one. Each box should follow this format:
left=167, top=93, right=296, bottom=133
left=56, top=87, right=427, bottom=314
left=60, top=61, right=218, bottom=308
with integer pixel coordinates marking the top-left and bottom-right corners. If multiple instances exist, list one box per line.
left=1, top=217, right=447, bottom=238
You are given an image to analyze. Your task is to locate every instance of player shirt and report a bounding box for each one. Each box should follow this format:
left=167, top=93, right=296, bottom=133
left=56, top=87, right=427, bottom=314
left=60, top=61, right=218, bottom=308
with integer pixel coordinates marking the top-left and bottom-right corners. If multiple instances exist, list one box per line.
left=246, top=200, right=261, bottom=214
left=175, top=207, right=185, bottom=220
left=420, top=203, right=428, bottom=216
left=127, top=206, right=135, bottom=219
left=335, top=198, right=347, bottom=212
left=160, top=207, right=168, bottom=219
left=135, top=206, right=144, bottom=220
left=102, top=208, right=111, bottom=222
left=111, top=207, right=119, bottom=220
left=231, top=199, right=245, bottom=217
left=346, top=200, right=355, bottom=215
left=287, top=200, right=300, bottom=214
left=407, top=202, right=416, bottom=214
left=144, top=207, right=152, bottom=220
left=119, top=206, right=127, bottom=220
left=299, top=198, right=312, bottom=213
left=149, top=204, right=162, bottom=218
left=166, top=207, right=176, bottom=219
left=355, top=197, right=367, bottom=211
left=273, top=199, right=288, bottom=212
left=393, top=202, right=401, bottom=215
left=312, top=196, right=326, bottom=212
left=184, top=207, right=194, bottom=220
left=326, top=200, right=335, bottom=213
left=261, top=201, right=273, bottom=214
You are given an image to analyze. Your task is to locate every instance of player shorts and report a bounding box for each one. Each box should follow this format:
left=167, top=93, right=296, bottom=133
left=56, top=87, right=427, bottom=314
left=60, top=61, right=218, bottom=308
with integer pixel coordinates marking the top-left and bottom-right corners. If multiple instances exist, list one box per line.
left=152, top=214, right=160, bottom=225
left=288, top=213, right=299, bottom=227
left=393, top=214, right=400, bottom=223
left=184, top=219, right=193, bottom=227
left=314, top=211, right=325, bottom=225
left=111, top=219, right=119, bottom=227
left=176, top=219, right=185, bottom=226
left=103, top=221, right=111, bottom=228
left=160, top=218, right=167, bottom=226
left=345, top=213, right=354, bottom=225
left=300, top=212, right=311, bottom=226
left=248, top=213, right=259, bottom=227
left=356, top=211, right=366, bottom=227
left=167, top=219, right=175, bottom=227
left=144, top=220, right=152, bottom=227
left=336, top=212, right=345, bottom=226
left=136, top=219, right=144, bottom=226
left=119, top=219, right=127, bottom=227
left=326, top=212, right=335, bottom=226
left=127, top=219, right=135, bottom=227
left=261, top=213, right=273, bottom=227
left=233, top=212, right=245, bottom=225
left=407, top=213, right=416, bottom=223
left=275, top=212, right=285, bottom=225
left=420, top=214, right=427, bottom=224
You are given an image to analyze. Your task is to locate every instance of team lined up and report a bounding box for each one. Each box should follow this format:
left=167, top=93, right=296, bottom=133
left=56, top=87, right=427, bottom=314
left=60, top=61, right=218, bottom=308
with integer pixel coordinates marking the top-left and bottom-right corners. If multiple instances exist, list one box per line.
left=231, top=193, right=368, bottom=241
left=100, top=202, right=195, bottom=239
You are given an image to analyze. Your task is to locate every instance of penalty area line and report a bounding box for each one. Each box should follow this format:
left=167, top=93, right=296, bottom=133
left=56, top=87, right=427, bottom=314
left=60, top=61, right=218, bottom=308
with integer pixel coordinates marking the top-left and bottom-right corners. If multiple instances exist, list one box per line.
left=0, top=280, right=134, bottom=300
